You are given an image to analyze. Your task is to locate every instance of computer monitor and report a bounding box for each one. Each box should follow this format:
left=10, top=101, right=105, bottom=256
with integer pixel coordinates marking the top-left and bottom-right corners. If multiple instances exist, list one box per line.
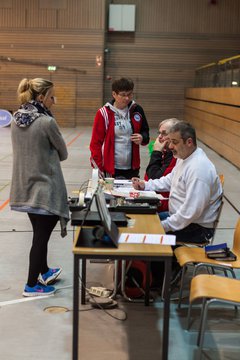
left=95, top=186, right=119, bottom=248
left=76, top=185, right=119, bottom=248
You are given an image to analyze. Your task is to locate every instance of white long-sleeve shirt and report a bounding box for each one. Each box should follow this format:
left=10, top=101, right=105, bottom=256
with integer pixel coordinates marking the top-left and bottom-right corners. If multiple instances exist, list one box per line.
left=144, top=148, right=222, bottom=232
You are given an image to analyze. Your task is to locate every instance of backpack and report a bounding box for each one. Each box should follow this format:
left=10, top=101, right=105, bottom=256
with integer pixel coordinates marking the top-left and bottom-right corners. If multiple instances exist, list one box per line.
left=117, top=260, right=152, bottom=298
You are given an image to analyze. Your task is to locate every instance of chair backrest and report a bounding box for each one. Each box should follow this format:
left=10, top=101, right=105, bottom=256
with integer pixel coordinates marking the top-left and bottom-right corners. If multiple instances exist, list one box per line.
left=209, top=196, right=224, bottom=244
left=219, top=174, right=224, bottom=187
left=209, top=174, right=225, bottom=244
left=232, top=218, right=240, bottom=255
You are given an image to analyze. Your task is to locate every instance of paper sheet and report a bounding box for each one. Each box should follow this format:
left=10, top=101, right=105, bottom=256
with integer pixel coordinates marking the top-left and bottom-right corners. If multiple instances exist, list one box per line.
left=109, top=188, right=166, bottom=200
left=113, top=179, right=133, bottom=187
left=118, top=233, right=176, bottom=245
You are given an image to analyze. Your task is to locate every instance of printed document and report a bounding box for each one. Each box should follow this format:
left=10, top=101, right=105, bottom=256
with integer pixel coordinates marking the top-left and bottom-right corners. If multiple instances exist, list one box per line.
left=119, top=233, right=176, bottom=245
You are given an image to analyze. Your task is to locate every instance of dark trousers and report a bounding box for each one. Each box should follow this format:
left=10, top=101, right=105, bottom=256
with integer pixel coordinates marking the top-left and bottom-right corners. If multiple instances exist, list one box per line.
left=27, top=213, right=59, bottom=287
left=168, top=223, right=214, bottom=244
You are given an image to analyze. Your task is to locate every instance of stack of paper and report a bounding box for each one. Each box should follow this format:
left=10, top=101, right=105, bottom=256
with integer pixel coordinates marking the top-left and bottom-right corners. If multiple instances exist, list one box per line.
left=110, top=188, right=165, bottom=200
left=119, top=233, right=176, bottom=245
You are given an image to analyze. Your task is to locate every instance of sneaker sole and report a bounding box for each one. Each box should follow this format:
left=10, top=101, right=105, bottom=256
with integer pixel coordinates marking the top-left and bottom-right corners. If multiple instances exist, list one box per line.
left=38, top=268, right=62, bottom=286
left=22, top=290, right=56, bottom=297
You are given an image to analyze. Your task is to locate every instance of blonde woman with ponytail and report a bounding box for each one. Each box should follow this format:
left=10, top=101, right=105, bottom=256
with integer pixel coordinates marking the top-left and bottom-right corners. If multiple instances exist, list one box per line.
left=10, top=78, right=69, bottom=297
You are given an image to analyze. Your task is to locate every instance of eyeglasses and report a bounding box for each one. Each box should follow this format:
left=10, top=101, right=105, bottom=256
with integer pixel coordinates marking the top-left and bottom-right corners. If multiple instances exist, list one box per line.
left=117, top=91, right=133, bottom=98
left=157, top=130, right=168, bottom=136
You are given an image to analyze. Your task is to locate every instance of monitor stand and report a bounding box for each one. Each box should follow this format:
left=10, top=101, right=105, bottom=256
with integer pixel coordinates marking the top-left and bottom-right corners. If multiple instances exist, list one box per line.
left=76, top=227, right=117, bottom=248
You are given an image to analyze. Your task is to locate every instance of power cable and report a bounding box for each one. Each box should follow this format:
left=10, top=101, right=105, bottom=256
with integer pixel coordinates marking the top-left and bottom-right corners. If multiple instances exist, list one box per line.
left=78, top=275, right=127, bottom=321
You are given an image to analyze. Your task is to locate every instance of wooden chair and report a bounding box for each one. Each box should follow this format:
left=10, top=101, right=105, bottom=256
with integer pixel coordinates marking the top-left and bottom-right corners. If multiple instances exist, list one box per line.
left=187, top=274, right=240, bottom=356
left=219, top=174, right=224, bottom=187
left=174, top=217, right=240, bottom=308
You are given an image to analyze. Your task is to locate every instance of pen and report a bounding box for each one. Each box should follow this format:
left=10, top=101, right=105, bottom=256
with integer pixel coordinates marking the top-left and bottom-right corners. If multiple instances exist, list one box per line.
left=143, top=235, right=146, bottom=243
left=160, top=235, right=163, bottom=244
left=125, top=234, right=129, bottom=243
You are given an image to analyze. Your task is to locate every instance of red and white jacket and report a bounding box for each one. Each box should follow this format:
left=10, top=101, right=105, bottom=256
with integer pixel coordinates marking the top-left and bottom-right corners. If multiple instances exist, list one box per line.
left=90, top=100, right=149, bottom=175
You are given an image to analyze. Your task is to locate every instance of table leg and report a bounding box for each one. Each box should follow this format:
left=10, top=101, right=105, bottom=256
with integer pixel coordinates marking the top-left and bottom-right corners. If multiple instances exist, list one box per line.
left=81, top=259, right=86, bottom=305
left=144, top=261, right=150, bottom=306
left=73, top=255, right=79, bottom=360
left=162, top=257, right=171, bottom=360
left=110, top=260, right=119, bottom=299
left=121, top=260, right=134, bottom=302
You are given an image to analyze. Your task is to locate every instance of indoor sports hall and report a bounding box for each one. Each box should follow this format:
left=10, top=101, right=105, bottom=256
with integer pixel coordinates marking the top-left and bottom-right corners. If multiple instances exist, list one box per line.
left=0, top=125, right=240, bottom=360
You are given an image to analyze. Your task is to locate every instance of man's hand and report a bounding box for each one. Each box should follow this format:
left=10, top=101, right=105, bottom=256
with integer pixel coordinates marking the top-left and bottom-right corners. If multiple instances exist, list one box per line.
left=131, top=133, right=143, bottom=145
left=132, top=177, right=145, bottom=190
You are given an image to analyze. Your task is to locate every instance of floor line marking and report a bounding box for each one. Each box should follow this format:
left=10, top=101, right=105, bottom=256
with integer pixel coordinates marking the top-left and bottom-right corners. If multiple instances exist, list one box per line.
left=66, top=132, right=82, bottom=147
left=0, top=285, right=72, bottom=307
left=56, top=284, right=72, bottom=290
left=0, top=182, right=10, bottom=192
left=0, top=294, right=54, bottom=306
left=0, top=199, right=9, bottom=211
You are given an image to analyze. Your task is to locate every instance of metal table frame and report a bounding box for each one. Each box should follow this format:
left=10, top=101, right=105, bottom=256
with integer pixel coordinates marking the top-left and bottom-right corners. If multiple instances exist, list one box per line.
left=73, top=248, right=172, bottom=360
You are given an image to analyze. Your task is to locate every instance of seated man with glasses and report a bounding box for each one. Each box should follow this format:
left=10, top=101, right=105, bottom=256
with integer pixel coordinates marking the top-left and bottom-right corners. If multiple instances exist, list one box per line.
left=145, top=118, right=180, bottom=216
left=90, top=77, right=149, bottom=179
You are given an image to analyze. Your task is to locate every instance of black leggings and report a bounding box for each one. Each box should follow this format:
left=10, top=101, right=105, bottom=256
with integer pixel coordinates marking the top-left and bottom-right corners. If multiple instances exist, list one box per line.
left=27, top=213, right=59, bottom=287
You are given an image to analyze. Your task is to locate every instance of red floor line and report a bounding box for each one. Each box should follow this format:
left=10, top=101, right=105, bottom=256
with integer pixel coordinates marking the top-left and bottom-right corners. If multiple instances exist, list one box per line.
left=0, top=198, right=10, bottom=211
left=66, top=132, right=82, bottom=147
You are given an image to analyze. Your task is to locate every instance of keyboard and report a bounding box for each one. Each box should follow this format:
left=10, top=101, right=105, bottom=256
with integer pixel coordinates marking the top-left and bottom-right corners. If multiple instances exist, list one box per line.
left=126, top=197, right=160, bottom=205
left=109, top=202, right=158, bottom=214
left=71, top=210, right=128, bottom=226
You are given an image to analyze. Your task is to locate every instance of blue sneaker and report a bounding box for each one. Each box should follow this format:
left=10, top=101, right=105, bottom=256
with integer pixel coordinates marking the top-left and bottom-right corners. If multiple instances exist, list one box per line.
left=38, top=268, right=62, bottom=286
left=22, top=284, right=55, bottom=297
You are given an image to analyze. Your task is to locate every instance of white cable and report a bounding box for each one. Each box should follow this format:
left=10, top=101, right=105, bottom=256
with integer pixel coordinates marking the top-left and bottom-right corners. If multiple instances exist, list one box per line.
left=78, top=191, right=85, bottom=206
left=91, top=169, right=99, bottom=193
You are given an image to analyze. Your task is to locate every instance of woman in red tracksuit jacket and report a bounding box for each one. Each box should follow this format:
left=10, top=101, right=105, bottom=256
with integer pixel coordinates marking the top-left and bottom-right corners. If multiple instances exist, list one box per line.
left=90, top=77, right=149, bottom=179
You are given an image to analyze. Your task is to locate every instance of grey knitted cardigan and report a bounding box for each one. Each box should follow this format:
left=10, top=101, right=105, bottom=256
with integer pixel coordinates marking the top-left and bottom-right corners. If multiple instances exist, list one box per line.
left=10, top=112, right=69, bottom=236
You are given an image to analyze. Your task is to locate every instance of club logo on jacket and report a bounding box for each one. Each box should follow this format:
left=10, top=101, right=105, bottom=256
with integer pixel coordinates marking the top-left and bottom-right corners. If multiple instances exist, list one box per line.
left=133, top=113, right=141, bottom=122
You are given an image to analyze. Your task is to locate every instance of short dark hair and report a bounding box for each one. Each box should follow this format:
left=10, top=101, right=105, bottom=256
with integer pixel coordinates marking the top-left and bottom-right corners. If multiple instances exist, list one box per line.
left=112, top=77, right=134, bottom=93
left=169, top=121, right=197, bottom=146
